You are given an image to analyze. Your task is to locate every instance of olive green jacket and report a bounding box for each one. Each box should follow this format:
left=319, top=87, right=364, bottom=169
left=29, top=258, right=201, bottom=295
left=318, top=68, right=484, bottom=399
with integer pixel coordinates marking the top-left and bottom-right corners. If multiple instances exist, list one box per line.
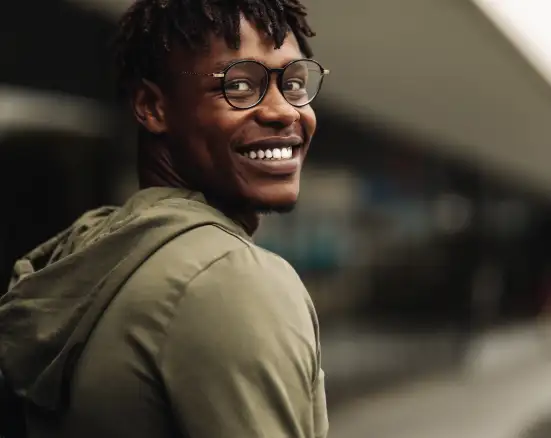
left=0, top=187, right=328, bottom=438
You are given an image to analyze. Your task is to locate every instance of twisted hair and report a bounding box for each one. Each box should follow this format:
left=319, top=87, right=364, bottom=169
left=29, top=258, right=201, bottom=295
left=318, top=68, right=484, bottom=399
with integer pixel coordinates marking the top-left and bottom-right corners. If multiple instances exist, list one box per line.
left=113, top=0, right=316, bottom=96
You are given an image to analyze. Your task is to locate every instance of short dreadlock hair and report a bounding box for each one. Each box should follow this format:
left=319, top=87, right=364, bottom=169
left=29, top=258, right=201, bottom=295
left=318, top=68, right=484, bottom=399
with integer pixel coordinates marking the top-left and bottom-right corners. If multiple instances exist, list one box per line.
left=113, top=0, right=316, bottom=97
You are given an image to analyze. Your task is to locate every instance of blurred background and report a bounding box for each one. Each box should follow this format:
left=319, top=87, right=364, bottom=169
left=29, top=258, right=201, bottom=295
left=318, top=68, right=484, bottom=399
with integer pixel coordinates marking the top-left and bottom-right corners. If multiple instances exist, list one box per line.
left=3, top=0, right=551, bottom=436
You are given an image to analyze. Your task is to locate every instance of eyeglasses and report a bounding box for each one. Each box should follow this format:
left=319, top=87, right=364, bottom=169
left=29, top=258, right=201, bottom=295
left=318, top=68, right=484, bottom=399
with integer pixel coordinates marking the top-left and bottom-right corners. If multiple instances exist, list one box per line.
left=180, top=59, right=330, bottom=110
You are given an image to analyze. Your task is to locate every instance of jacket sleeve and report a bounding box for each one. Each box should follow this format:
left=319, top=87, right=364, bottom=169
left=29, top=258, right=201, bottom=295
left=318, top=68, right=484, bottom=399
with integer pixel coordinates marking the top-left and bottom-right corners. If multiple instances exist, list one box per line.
left=157, top=246, right=328, bottom=438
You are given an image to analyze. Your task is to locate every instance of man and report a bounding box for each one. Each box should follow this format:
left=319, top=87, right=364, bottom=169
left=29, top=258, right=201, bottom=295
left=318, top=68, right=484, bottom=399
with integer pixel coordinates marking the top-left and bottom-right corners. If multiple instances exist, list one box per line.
left=0, top=0, right=330, bottom=437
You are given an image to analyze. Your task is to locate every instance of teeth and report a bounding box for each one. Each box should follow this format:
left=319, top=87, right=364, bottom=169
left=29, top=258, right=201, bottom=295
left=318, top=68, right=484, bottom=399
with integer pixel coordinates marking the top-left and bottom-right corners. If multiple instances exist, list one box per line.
left=242, top=147, right=294, bottom=160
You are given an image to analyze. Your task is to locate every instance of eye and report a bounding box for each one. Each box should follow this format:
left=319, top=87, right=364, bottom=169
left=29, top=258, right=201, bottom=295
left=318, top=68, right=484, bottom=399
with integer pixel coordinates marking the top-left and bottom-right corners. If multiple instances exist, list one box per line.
left=225, top=80, right=253, bottom=92
left=283, top=79, right=305, bottom=91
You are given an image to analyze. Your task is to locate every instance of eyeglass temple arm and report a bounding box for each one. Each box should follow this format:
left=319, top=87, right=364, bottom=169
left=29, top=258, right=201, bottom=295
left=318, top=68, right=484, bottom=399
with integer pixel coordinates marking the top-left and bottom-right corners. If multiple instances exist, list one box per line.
left=184, top=70, right=329, bottom=77
left=179, top=71, right=225, bottom=78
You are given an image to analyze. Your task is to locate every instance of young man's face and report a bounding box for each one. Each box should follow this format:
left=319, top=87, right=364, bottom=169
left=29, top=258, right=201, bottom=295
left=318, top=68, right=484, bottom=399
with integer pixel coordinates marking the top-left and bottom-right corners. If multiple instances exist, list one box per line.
left=158, top=17, right=317, bottom=213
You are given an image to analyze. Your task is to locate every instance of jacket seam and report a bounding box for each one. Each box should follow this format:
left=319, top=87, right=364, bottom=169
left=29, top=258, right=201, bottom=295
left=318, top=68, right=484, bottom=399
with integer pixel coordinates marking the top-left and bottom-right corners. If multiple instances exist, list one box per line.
left=154, top=242, right=251, bottom=367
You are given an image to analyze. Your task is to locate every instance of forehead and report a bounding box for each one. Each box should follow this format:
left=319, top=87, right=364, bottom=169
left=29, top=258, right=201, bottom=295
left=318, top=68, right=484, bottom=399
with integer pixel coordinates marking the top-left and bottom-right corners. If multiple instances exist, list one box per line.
left=172, top=16, right=303, bottom=72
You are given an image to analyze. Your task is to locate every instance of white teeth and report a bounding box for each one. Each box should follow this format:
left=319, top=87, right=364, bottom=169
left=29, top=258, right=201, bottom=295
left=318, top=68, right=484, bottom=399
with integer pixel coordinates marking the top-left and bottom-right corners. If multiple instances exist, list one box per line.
left=241, top=146, right=295, bottom=160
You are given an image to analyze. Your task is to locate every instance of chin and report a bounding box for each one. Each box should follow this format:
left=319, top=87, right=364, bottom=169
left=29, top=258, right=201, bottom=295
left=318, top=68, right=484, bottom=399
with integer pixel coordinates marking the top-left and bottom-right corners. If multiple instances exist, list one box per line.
left=253, top=199, right=297, bottom=214
left=247, top=182, right=300, bottom=214
left=211, top=179, right=301, bottom=215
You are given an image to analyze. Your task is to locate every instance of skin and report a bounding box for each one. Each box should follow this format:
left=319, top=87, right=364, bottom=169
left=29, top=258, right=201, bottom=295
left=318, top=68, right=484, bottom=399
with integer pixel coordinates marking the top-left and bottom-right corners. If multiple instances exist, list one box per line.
left=132, top=16, right=317, bottom=234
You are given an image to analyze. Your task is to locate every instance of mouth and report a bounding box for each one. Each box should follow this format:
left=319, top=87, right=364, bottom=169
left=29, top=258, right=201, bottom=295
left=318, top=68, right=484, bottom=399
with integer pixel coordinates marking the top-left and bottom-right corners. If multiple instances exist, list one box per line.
left=239, top=145, right=300, bottom=161
left=234, top=137, right=304, bottom=176
left=235, top=136, right=303, bottom=162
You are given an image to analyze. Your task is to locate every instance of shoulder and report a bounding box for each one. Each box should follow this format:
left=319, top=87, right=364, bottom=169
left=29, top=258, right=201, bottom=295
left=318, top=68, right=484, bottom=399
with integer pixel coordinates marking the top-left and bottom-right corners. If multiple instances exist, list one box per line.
left=136, top=221, right=305, bottom=301
left=158, top=240, right=320, bottom=391
left=186, top=241, right=309, bottom=315
left=121, top=223, right=311, bottom=325
left=120, top=221, right=318, bottom=346
left=169, top=241, right=318, bottom=367
left=170, top=229, right=313, bottom=332
left=112, top=223, right=320, bottom=389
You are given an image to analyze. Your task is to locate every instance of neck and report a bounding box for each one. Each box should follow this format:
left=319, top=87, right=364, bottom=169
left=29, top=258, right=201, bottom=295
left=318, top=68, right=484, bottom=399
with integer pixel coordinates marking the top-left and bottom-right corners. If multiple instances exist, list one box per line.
left=239, top=213, right=260, bottom=235
left=204, top=194, right=261, bottom=236
left=138, top=136, right=187, bottom=189
left=138, top=137, right=260, bottom=236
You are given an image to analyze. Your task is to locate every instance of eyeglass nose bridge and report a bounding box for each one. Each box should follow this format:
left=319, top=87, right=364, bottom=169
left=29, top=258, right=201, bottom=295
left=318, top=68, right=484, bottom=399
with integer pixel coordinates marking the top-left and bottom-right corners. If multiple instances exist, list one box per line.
left=263, top=67, right=288, bottom=105
left=259, top=65, right=297, bottom=109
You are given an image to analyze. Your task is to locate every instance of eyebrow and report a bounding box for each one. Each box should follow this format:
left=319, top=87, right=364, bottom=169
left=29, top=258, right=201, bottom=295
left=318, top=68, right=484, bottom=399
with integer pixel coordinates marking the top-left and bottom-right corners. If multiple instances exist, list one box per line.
left=212, top=58, right=253, bottom=71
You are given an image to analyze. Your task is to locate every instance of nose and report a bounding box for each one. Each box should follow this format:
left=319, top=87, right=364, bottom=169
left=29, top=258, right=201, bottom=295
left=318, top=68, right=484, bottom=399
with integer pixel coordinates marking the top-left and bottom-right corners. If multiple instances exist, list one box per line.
left=254, top=81, right=300, bottom=128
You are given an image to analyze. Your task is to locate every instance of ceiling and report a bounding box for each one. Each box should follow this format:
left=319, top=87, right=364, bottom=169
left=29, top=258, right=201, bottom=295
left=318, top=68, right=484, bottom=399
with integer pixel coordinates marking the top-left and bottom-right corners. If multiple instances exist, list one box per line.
left=300, top=0, right=551, bottom=196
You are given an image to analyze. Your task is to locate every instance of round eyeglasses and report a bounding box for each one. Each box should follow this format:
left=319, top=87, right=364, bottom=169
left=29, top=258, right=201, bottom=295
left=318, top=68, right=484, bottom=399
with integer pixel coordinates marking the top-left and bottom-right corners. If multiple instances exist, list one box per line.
left=180, top=59, right=330, bottom=110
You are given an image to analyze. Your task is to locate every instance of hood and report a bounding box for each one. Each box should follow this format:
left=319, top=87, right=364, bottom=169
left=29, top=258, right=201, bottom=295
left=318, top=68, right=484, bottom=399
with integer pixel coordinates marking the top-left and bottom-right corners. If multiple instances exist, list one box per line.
left=0, top=187, right=247, bottom=413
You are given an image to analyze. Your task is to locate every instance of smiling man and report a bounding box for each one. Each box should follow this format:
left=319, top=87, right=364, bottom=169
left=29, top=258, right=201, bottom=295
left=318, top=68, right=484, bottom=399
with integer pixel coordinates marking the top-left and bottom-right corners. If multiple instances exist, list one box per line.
left=0, top=0, right=329, bottom=437
left=129, top=2, right=327, bottom=222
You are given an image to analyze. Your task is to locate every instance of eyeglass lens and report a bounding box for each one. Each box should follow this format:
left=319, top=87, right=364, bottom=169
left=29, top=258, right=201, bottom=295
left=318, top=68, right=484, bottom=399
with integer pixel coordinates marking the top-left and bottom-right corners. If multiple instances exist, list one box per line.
left=223, top=60, right=323, bottom=109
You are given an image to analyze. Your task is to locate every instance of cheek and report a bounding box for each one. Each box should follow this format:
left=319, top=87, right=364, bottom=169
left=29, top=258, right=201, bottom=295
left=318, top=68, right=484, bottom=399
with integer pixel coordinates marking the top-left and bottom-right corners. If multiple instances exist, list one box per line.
left=300, top=107, right=317, bottom=139
left=196, top=105, right=250, bottom=151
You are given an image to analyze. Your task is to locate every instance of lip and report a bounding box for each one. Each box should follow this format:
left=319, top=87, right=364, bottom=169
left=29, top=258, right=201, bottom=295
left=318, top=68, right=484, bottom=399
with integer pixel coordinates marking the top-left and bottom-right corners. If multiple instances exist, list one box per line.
left=235, top=153, right=301, bottom=176
left=235, top=135, right=304, bottom=152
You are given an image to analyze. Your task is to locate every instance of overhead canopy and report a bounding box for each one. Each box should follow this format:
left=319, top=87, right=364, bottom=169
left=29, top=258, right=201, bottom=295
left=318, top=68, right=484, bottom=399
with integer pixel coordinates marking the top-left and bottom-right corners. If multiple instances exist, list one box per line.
left=303, top=0, right=551, bottom=196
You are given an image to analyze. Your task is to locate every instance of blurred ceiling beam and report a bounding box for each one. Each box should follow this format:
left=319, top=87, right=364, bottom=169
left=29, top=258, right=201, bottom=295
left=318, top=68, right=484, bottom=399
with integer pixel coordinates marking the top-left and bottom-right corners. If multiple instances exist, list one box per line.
left=0, top=86, right=116, bottom=139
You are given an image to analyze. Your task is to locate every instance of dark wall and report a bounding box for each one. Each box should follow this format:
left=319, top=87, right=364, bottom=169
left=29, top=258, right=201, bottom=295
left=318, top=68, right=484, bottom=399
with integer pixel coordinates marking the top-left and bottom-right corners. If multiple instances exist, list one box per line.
left=1, top=0, right=117, bottom=101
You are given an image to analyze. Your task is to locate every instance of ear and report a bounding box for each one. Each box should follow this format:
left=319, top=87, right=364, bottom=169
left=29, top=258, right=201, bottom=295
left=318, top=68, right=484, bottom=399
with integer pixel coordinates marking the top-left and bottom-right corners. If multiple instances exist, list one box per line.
left=131, top=79, right=168, bottom=134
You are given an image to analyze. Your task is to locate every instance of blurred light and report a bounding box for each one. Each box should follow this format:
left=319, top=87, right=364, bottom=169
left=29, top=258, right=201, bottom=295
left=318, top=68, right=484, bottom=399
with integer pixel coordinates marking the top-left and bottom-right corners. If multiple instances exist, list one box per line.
left=433, top=193, right=473, bottom=234
left=473, top=0, right=551, bottom=87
